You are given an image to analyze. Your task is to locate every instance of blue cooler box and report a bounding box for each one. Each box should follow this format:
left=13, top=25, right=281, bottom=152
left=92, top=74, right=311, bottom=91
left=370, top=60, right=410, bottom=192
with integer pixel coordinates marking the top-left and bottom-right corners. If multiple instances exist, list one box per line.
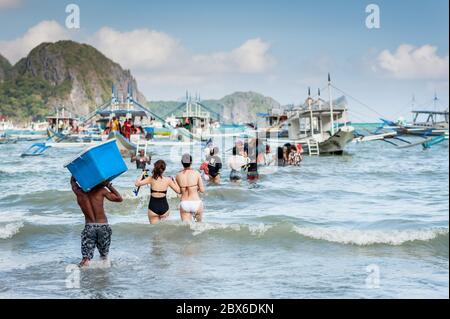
left=64, top=139, right=128, bottom=192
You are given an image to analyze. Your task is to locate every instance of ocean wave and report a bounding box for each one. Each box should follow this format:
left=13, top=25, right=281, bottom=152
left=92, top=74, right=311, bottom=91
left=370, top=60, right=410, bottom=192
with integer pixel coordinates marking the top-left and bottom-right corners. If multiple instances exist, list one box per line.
left=2, top=217, right=448, bottom=248
left=111, top=222, right=448, bottom=247
left=0, top=222, right=24, bottom=239
left=291, top=226, right=449, bottom=246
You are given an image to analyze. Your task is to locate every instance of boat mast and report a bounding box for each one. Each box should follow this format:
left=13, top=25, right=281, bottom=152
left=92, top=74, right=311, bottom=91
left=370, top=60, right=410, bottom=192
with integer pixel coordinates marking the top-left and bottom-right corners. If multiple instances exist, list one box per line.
left=328, top=73, right=335, bottom=136
left=433, top=92, right=439, bottom=124
left=318, top=88, right=323, bottom=135
left=308, top=87, right=314, bottom=137
left=185, top=91, right=189, bottom=116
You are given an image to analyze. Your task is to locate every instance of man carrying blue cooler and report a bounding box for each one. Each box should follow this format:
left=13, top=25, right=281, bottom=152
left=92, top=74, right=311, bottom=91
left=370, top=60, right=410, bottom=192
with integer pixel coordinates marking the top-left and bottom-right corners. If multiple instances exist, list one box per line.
left=71, top=177, right=123, bottom=267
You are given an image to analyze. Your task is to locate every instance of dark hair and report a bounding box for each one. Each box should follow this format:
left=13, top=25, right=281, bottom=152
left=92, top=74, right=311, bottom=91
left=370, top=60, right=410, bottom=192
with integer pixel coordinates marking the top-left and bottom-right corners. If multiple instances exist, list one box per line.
left=182, top=162, right=191, bottom=169
left=290, top=145, right=297, bottom=152
left=210, top=146, right=219, bottom=156
left=152, top=160, right=166, bottom=179
left=277, top=147, right=284, bottom=159
left=232, top=146, right=237, bottom=156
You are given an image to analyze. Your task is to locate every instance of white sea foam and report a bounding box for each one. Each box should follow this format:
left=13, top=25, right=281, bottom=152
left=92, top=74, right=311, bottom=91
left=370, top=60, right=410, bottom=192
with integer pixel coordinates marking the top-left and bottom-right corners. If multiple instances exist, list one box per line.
left=0, top=222, right=24, bottom=239
left=188, top=222, right=273, bottom=236
left=81, top=259, right=112, bottom=269
left=292, top=226, right=449, bottom=246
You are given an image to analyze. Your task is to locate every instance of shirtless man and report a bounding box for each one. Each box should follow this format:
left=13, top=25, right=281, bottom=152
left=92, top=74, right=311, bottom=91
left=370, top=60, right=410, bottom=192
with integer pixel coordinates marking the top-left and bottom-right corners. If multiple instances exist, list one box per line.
left=176, top=154, right=205, bottom=222
left=131, top=150, right=151, bottom=170
left=71, top=177, right=123, bottom=267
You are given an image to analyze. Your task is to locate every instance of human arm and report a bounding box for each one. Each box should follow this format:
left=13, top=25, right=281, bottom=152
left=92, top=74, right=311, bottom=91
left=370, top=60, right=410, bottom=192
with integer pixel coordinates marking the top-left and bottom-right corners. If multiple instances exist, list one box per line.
left=168, top=176, right=181, bottom=194
left=135, top=171, right=152, bottom=187
left=70, top=176, right=85, bottom=195
left=104, top=183, right=123, bottom=203
left=197, top=173, right=205, bottom=193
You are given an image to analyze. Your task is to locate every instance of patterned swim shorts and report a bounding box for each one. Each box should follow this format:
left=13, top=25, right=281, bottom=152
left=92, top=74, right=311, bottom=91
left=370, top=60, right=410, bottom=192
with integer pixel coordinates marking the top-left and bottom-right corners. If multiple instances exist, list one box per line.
left=81, top=224, right=112, bottom=260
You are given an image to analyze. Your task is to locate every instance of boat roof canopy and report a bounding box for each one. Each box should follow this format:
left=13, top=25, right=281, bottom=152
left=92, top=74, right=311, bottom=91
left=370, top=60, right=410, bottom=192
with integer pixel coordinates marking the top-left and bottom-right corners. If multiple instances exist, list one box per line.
left=412, top=110, right=449, bottom=115
left=296, top=106, right=347, bottom=116
left=46, top=116, right=77, bottom=120
left=97, top=109, right=148, bottom=118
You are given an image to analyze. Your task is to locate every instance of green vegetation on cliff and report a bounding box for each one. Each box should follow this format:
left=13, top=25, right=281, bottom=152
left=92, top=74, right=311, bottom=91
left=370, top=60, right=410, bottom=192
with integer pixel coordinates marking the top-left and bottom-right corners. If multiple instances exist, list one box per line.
left=0, top=40, right=143, bottom=121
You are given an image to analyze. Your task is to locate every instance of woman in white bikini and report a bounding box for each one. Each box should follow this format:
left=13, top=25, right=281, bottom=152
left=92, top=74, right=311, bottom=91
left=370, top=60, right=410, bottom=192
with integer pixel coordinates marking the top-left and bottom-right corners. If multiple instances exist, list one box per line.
left=176, top=154, right=205, bottom=222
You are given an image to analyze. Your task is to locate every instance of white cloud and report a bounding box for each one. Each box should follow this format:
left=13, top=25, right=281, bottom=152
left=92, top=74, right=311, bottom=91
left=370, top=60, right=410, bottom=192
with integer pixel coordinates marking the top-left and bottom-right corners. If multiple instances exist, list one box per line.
left=87, top=27, right=276, bottom=98
left=89, top=27, right=275, bottom=75
left=193, top=38, right=276, bottom=74
left=0, top=20, right=70, bottom=63
left=0, top=0, right=22, bottom=9
left=0, top=21, right=276, bottom=99
left=89, top=27, right=184, bottom=70
left=376, top=44, right=449, bottom=80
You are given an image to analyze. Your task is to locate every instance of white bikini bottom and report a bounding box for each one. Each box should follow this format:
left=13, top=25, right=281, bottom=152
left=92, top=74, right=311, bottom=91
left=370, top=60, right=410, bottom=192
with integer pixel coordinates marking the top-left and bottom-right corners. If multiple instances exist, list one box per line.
left=180, top=201, right=203, bottom=214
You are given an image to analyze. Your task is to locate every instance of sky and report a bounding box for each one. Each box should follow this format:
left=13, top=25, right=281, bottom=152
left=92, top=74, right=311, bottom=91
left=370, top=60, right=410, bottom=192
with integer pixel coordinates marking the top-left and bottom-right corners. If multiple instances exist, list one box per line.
left=0, top=0, right=448, bottom=121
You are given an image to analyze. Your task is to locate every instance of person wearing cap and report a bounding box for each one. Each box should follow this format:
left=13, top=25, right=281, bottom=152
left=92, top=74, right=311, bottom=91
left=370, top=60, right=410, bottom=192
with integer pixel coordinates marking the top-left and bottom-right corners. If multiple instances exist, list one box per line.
left=176, top=154, right=205, bottom=222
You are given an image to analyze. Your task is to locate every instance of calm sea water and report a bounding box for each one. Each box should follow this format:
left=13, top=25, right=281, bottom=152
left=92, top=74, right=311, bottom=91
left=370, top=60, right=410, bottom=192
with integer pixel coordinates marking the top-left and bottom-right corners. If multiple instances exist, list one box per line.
left=0, top=132, right=448, bottom=299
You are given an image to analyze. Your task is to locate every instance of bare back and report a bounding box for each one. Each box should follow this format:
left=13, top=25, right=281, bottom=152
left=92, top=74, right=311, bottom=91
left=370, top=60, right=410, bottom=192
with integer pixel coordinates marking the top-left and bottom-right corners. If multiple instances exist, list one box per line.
left=149, top=177, right=171, bottom=198
left=87, top=187, right=109, bottom=224
left=71, top=178, right=123, bottom=224
left=176, top=169, right=204, bottom=201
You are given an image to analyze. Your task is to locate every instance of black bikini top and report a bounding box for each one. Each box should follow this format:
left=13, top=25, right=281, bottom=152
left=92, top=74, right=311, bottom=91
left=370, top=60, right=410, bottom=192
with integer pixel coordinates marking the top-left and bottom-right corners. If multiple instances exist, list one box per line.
left=151, top=189, right=167, bottom=195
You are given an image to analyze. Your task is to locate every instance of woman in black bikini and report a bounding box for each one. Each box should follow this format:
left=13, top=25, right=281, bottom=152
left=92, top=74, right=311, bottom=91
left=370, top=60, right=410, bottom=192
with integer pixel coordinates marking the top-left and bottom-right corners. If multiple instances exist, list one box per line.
left=135, top=160, right=181, bottom=224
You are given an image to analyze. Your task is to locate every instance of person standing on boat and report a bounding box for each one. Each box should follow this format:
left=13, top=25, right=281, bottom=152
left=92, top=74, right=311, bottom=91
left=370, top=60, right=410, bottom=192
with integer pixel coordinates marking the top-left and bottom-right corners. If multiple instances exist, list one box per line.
left=123, top=119, right=132, bottom=140
left=58, top=120, right=64, bottom=133
left=71, top=177, right=123, bottom=267
left=176, top=154, right=205, bottom=222
left=110, top=117, right=121, bottom=133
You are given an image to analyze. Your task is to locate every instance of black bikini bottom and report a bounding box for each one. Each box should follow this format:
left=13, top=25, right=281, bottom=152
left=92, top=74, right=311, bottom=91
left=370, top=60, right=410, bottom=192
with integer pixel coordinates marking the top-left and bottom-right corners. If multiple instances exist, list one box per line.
left=148, top=196, right=169, bottom=216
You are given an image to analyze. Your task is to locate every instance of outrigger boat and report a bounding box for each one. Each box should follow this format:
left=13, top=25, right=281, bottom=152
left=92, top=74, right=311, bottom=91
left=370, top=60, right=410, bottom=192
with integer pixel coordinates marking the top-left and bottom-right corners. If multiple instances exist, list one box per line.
left=381, top=95, right=449, bottom=138
left=21, top=143, right=51, bottom=157
left=262, top=75, right=355, bottom=155
left=163, top=92, right=221, bottom=142
left=0, top=133, right=17, bottom=145
left=354, top=123, right=447, bottom=150
left=81, top=85, right=204, bottom=156
left=45, top=107, right=102, bottom=146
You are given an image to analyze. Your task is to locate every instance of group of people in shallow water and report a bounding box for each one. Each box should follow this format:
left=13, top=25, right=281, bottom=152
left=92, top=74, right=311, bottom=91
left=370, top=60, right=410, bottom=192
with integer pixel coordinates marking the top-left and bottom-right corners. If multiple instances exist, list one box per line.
left=71, top=138, right=305, bottom=266
left=200, top=139, right=304, bottom=184
left=135, top=138, right=305, bottom=225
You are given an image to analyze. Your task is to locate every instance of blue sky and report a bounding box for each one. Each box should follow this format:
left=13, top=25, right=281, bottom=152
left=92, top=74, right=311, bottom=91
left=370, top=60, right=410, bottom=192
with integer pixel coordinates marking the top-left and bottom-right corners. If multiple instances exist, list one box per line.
left=0, top=0, right=448, bottom=121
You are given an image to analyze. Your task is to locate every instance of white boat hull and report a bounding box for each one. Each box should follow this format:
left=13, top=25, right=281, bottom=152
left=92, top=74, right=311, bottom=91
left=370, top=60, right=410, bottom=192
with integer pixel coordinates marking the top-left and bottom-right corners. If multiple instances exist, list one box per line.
left=268, top=126, right=355, bottom=155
